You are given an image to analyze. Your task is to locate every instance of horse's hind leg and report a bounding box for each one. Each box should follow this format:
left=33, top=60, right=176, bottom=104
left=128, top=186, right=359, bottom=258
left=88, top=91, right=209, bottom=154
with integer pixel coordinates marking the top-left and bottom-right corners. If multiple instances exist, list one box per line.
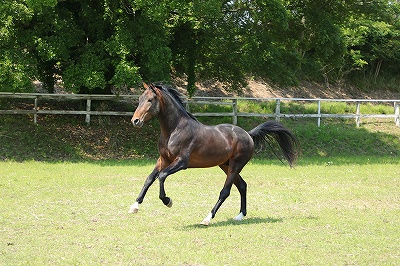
left=233, top=175, right=247, bottom=221
left=201, top=179, right=234, bottom=226
left=201, top=162, right=246, bottom=225
left=220, top=164, right=247, bottom=221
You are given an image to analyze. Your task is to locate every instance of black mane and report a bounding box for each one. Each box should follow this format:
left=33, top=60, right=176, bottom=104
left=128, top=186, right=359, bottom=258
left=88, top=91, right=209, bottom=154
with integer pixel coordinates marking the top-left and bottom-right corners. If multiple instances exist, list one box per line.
left=154, top=84, right=199, bottom=122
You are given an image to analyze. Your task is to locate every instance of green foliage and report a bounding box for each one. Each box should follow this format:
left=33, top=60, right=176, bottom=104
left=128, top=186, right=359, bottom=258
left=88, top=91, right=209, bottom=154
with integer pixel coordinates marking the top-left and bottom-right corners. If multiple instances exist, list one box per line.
left=110, top=60, right=141, bottom=90
left=0, top=1, right=36, bottom=92
left=24, top=0, right=58, bottom=12
left=0, top=0, right=399, bottom=93
left=342, top=2, right=400, bottom=89
left=0, top=56, right=35, bottom=92
left=63, top=44, right=107, bottom=93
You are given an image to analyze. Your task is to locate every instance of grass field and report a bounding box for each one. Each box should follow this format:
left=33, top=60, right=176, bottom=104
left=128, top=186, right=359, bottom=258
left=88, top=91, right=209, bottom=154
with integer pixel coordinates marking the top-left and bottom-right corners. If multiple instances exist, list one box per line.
left=1, top=158, right=399, bottom=265
left=1, top=102, right=400, bottom=265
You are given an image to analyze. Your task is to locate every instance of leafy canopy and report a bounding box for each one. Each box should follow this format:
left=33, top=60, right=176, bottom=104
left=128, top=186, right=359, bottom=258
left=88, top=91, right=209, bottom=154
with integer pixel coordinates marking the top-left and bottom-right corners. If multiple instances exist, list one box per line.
left=0, top=0, right=399, bottom=94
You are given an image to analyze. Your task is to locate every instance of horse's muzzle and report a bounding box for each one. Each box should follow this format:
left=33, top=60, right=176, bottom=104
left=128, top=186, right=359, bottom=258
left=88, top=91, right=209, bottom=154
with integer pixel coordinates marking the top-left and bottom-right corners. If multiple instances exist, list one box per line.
left=132, top=118, right=143, bottom=128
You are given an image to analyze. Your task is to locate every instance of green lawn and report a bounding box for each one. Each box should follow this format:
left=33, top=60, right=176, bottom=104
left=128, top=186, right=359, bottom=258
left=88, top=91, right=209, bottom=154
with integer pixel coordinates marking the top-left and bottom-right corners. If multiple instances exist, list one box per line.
left=1, top=159, right=399, bottom=265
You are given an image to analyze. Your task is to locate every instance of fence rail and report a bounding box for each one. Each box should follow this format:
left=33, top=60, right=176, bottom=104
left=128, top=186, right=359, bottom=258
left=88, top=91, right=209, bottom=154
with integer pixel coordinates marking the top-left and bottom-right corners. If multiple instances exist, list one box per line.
left=0, top=92, right=399, bottom=127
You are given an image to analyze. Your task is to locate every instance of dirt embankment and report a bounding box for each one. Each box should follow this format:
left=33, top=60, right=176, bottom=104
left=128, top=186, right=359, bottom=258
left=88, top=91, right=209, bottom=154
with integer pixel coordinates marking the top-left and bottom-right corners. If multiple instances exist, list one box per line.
left=173, top=79, right=400, bottom=100
left=35, top=78, right=400, bottom=99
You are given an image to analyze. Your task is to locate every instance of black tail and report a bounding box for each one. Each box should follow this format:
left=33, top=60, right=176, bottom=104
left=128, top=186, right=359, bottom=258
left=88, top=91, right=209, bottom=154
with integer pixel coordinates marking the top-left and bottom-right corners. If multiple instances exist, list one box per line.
left=248, top=121, right=300, bottom=167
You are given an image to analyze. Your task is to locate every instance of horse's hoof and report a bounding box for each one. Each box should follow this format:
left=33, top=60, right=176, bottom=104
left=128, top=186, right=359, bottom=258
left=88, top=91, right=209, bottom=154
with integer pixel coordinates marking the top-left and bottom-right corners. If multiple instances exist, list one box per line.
left=234, top=212, right=245, bottom=221
left=128, top=207, right=138, bottom=214
left=200, top=212, right=213, bottom=226
left=166, top=198, right=173, bottom=208
left=200, top=220, right=210, bottom=226
left=128, top=202, right=139, bottom=214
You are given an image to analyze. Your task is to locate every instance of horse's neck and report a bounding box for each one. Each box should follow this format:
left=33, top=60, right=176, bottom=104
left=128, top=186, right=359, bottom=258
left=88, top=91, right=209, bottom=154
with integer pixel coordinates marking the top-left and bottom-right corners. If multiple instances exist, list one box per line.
left=158, top=101, right=190, bottom=136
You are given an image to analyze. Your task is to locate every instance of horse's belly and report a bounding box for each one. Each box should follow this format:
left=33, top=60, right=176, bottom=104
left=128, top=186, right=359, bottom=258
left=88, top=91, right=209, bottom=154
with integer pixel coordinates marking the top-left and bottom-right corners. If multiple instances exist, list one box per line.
left=187, top=156, right=229, bottom=168
left=187, top=146, right=232, bottom=168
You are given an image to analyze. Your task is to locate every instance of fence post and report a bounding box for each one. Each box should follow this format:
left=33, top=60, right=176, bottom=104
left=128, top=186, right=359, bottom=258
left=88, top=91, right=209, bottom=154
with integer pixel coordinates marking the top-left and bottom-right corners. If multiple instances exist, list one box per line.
left=232, top=99, right=237, bottom=125
left=185, top=100, right=190, bottom=113
left=317, top=100, right=321, bottom=127
left=34, top=96, right=38, bottom=125
left=395, top=102, right=399, bottom=127
left=85, top=99, right=91, bottom=125
left=275, top=99, right=281, bottom=122
left=355, top=102, right=361, bottom=127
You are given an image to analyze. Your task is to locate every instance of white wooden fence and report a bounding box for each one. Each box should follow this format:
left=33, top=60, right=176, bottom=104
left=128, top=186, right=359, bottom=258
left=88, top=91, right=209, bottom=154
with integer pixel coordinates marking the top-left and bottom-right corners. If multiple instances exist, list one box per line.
left=0, top=92, right=399, bottom=127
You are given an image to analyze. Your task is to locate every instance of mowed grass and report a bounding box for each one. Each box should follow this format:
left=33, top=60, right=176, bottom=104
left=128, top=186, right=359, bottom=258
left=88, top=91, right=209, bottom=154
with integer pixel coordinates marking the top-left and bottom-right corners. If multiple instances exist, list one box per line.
left=1, top=159, right=399, bottom=265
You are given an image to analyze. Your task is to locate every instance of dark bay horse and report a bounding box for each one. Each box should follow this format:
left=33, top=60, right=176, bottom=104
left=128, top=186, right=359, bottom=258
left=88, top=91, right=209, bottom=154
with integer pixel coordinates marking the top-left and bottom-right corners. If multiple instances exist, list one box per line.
left=129, top=83, right=299, bottom=225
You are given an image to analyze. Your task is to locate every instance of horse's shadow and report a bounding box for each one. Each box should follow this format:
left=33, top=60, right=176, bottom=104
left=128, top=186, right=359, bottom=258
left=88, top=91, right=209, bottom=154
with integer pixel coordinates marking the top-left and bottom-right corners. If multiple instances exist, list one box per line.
left=181, top=216, right=283, bottom=230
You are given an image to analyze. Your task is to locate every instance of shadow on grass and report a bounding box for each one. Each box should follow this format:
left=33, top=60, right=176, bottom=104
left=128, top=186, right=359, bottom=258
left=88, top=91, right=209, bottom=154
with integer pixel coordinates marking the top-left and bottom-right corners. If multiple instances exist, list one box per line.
left=182, top=216, right=283, bottom=230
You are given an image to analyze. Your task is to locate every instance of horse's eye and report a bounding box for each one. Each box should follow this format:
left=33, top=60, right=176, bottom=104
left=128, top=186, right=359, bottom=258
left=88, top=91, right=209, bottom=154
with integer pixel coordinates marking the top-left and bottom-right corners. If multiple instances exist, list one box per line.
left=148, top=99, right=152, bottom=103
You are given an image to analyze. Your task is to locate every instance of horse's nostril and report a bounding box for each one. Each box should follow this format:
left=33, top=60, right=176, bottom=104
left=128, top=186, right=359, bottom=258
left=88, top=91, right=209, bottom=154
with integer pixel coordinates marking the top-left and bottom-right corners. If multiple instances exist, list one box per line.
left=132, top=118, right=141, bottom=126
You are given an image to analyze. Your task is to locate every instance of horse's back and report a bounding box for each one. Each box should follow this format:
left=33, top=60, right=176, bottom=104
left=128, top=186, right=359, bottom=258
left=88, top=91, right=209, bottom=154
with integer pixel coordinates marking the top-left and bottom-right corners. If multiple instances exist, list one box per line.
left=214, top=124, right=253, bottom=143
left=186, top=123, right=254, bottom=168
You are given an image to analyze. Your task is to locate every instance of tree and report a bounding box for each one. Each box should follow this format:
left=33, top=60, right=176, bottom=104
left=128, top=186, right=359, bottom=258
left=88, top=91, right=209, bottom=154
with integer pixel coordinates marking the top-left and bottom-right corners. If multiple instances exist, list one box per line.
left=341, top=1, right=400, bottom=89
left=0, top=1, right=39, bottom=92
left=1, top=0, right=399, bottom=94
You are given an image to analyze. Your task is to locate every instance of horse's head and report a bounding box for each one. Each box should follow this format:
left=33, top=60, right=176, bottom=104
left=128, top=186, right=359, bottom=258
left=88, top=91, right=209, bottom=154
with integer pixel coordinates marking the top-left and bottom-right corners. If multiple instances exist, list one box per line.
left=131, top=83, right=160, bottom=127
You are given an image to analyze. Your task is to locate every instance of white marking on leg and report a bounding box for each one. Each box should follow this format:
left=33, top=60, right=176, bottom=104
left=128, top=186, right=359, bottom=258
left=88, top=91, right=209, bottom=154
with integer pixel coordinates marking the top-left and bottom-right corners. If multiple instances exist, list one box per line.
left=128, top=202, right=139, bottom=214
left=166, top=198, right=173, bottom=208
left=234, top=212, right=245, bottom=221
left=200, top=212, right=213, bottom=226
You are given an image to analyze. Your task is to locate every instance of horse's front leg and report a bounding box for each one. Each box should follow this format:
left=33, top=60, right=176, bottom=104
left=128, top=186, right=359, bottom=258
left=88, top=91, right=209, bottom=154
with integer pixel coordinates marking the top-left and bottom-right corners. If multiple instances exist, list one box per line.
left=128, top=167, right=159, bottom=214
left=157, top=157, right=188, bottom=208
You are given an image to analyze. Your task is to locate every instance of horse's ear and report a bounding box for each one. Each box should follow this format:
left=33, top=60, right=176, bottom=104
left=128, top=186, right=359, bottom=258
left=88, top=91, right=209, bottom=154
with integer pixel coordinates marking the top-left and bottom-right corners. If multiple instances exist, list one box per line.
left=143, top=82, right=149, bottom=90
left=148, top=83, right=158, bottom=94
